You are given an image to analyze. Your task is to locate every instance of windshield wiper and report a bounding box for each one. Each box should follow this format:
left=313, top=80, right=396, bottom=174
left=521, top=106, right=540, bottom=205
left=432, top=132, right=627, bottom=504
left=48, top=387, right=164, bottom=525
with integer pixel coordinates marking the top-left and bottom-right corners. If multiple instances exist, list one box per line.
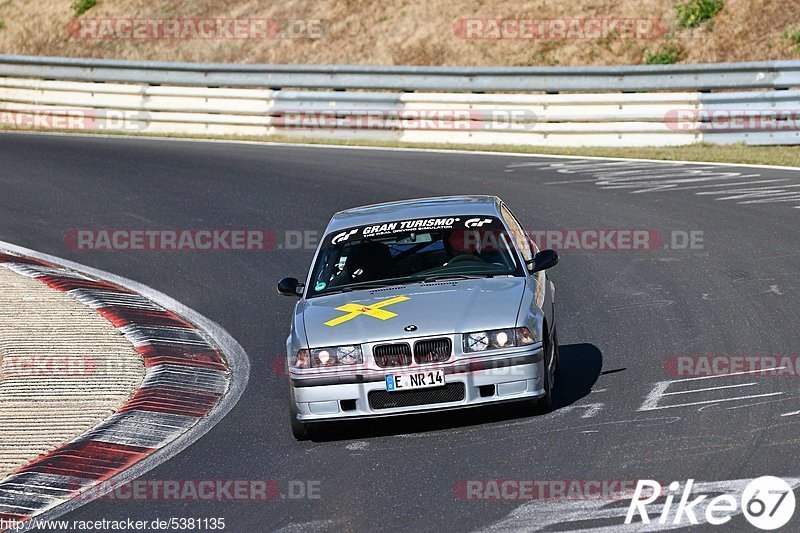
left=336, top=280, right=410, bottom=293
left=421, top=274, right=494, bottom=283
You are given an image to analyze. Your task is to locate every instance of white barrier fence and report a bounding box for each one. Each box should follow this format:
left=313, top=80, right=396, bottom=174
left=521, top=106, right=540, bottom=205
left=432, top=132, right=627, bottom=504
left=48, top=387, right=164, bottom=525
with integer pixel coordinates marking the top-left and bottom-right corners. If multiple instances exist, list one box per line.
left=1, top=59, right=799, bottom=146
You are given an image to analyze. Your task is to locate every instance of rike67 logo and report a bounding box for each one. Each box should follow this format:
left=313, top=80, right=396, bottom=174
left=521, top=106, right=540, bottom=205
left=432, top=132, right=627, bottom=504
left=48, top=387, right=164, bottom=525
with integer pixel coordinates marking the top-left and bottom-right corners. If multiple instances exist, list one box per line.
left=626, top=477, right=795, bottom=530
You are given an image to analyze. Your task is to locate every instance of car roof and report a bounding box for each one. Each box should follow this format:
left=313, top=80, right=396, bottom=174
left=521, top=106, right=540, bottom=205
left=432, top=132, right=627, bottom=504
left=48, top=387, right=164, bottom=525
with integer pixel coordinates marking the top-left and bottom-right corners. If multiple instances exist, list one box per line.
left=325, top=195, right=504, bottom=233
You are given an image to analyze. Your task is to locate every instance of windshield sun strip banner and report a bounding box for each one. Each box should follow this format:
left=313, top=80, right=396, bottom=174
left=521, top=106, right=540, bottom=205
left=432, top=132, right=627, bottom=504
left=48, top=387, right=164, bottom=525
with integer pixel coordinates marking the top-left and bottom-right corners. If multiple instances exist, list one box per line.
left=325, top=216, right=503, bottom=246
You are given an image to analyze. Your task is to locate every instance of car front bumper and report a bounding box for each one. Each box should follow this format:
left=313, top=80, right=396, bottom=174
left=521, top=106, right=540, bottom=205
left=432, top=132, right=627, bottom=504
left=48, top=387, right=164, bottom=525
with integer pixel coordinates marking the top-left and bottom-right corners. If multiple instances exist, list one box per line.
left=290, top=345, right=545, bottom=422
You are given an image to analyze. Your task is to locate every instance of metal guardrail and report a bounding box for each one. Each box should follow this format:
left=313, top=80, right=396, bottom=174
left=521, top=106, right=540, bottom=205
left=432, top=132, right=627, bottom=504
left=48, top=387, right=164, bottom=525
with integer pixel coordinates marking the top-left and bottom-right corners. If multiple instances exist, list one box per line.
left=0, top=55, right=799, bottom=146
left=0, top=55, right=799, bottom=92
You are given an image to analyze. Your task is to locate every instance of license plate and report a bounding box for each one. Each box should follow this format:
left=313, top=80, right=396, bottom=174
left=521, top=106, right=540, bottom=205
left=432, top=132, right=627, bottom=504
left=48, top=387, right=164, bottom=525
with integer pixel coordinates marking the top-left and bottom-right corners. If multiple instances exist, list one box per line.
left=385, top=369, right=445, bottom=391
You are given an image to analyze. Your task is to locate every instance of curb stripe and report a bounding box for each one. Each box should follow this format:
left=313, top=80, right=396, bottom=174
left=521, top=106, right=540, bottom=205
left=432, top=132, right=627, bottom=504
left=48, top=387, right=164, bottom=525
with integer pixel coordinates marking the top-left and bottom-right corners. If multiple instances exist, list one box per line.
left=134, top=344, right=227, bottom=370
left=95, top=307, right=196, bottom=329
left=75, top=412, right=196, bottom=449
left=119, top=325, right=214, bottom=348
left=139, top=365, right=229, bottom=393
left=0, top=246, right=242, bottom=530
left=36, top=276, right=134, bottom=293
left=70, top=289, right=164, bottom=311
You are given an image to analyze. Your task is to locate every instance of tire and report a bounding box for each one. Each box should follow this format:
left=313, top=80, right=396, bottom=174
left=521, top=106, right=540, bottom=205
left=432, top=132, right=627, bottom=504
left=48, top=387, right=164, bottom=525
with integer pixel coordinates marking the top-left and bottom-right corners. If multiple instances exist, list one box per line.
left=290, top=414, right=309, bottom=441
left=536, top=332, right=554, bottom=412
left=553, top=323, right=561, bottom=379
left=289, top=389, right=311, bottom=441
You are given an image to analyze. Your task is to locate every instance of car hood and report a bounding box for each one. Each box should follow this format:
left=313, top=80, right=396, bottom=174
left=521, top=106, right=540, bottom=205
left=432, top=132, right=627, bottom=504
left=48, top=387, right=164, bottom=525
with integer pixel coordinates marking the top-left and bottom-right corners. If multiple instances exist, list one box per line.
left=301, top=277, right=527, bottom=347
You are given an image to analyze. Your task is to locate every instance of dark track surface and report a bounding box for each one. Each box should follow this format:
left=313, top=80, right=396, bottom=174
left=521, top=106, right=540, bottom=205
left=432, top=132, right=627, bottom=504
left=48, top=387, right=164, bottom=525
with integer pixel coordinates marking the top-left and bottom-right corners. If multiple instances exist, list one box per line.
left=2, top=132, right=800, bottom=532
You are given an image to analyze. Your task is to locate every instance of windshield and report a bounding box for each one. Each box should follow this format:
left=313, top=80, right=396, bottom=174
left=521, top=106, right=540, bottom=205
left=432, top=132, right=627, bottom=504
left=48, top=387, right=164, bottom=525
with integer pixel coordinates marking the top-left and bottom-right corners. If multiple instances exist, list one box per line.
left=307, top=216, right=523, bottom=297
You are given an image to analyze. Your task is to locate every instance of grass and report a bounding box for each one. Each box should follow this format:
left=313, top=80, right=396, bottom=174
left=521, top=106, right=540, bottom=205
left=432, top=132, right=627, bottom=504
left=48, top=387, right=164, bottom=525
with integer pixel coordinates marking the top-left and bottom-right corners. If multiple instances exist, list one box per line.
left=4, top=128, right=799, bottom=168
left=784, top=26, right=800, bottom=54
left=0, top=0, right=795, bottom=67
left=0, top=20, right=4, bottom=30
left=242, top=137, right=800, bottom=168
left=675, top=0, right=724, bottom=28
left=645, top=44, right=681, bottom=64
left=71, top=0, right=97, bottom=17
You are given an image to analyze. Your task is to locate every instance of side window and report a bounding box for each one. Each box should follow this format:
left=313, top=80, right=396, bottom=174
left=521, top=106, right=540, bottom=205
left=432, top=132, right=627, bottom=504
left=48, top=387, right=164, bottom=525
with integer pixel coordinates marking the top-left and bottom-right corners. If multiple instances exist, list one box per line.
left=500, top=204, right=533, bottom=263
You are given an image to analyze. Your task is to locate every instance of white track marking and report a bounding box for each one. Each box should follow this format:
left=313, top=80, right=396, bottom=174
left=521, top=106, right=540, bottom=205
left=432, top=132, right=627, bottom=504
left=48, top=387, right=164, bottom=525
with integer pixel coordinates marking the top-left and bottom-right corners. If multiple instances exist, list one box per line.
left=654, top=179, right=790, bottom=192
left=543, top=178, right=602, bottom=184
left=640, top=393, right=783, bottom=411
left=668, top=367, right=787, bottom=383
left=661, top=383, right=757, bottom=396
left=697, top=184, right=800, bottom=195
left=639, top=368, right=788, bottom=412
left=640, top=382, right=672, bottom=411
left=508, top=158, right=800, bottom=207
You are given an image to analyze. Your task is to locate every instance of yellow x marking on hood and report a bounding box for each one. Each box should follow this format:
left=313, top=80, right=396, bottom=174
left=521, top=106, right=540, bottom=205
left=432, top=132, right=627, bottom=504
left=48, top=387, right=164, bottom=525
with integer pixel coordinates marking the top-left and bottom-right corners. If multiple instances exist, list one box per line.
left=324, top=295, right=410, bottom=327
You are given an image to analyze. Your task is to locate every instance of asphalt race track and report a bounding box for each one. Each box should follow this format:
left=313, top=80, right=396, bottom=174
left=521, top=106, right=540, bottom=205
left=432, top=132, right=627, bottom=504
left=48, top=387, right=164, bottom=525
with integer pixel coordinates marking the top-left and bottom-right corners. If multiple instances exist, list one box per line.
left=2, top=132, right=800, bottom=532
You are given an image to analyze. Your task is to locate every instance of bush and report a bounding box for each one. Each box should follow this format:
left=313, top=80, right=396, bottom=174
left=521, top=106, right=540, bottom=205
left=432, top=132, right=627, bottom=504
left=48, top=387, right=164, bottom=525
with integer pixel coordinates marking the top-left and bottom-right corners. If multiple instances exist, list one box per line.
left=675, top=0, right=724, bottom=28
left=72, top=0, right=97, bottom=17
left=645, top=45, right=681, bottom=64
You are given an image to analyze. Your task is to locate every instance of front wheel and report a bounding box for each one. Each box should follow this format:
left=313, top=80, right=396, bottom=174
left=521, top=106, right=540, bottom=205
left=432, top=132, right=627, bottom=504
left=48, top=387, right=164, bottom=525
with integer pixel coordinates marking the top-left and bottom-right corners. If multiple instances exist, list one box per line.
left=289, top=389, right=311, bottom=441
left=290, top=414, right=309, bottom=441
left=536, top=333, right=554, bottom=412
left=553, top=323, right=561, bottom=378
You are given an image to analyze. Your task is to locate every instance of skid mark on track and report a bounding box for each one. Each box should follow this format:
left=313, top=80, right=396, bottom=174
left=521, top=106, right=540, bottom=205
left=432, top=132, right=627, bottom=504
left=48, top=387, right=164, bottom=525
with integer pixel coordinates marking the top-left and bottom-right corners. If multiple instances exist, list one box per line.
left=272, top=519, right=340, bottom=532
left=606, top=300, right=675, bottom=313
left=700, top=283, right=797, bottom=301
left=557, top=403, right=606, bottom=419
left=505, top=159, right=800, bottom=208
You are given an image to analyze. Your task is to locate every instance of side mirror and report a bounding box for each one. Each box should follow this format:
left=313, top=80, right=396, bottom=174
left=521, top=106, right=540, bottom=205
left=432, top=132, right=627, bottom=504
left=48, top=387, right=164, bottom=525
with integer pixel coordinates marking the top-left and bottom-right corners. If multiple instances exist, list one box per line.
left=277, top=277, right=303, bottom=297
left=528, top=249, right=559, bottom=273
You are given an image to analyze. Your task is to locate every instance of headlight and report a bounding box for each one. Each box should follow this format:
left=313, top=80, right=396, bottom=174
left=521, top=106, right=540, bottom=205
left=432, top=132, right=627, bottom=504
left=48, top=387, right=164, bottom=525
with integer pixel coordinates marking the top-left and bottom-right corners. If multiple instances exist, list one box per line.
left=289, top=345, right=363, bottom=369
left=463, top=327, right=538, bottom=353
left=310, top=345, right=363, bottom=367
left=289, top=349, right=312, bottom=369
